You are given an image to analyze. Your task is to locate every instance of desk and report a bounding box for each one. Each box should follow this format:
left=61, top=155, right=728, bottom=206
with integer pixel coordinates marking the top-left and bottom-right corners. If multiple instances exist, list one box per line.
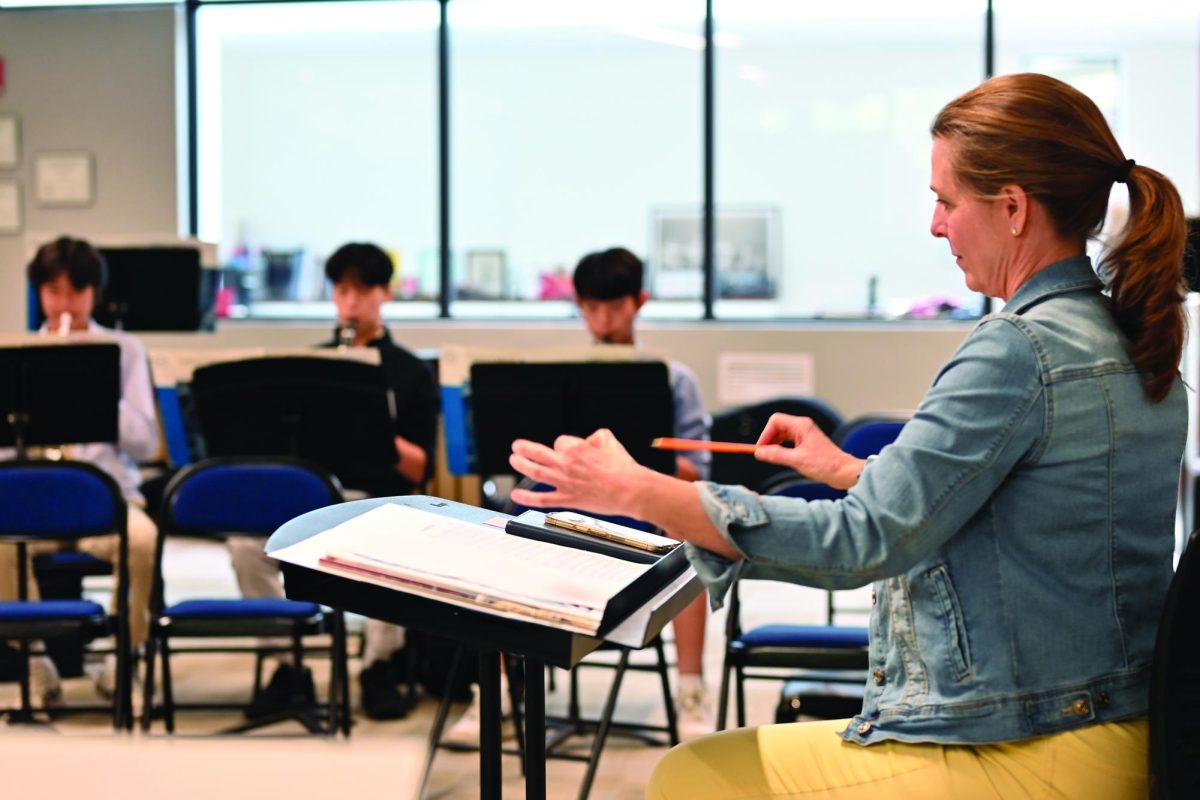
left=268, top=495, right=701, bottom=800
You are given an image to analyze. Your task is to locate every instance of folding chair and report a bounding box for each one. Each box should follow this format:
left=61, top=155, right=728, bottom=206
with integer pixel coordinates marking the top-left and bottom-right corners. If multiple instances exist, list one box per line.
left=140, top=456, right=349, bottom=735
left=0, top=460, right=133, bottom=729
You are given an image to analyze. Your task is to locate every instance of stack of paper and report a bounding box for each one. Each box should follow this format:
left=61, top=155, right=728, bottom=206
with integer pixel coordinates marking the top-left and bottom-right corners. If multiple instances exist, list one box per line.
left=269, top=503, right=652, bottom=635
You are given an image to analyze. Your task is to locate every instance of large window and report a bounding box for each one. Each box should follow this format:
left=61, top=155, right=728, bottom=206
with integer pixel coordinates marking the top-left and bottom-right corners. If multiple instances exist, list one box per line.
left=448, top=0, right=704, bottom=319
left=190, top=0, right=1200, bottom=321
left=713, top=1, right=986, bottom=319
left=196, top=1, right=440, bottom=320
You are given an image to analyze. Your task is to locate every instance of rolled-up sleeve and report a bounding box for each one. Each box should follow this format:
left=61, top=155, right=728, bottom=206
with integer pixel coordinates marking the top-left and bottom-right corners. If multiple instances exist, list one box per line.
left=684, top=317, right=1046, bottom=607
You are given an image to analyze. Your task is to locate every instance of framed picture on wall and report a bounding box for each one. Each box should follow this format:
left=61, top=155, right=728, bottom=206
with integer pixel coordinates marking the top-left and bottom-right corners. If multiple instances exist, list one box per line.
left=0, top=180, right=21, bottom=234
left=651, top=206, right=780, bottom=300
left=0, top=114, right=19, bottom=170
left=33, top=150, right=95, bottom=207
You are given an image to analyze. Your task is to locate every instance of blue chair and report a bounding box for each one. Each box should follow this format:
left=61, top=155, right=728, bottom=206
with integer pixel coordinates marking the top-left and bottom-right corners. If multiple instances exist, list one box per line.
left=0, top=460, right=133, bottom=729
left=711, top=396, right=843, bottom=492
left=715, top=478, right=868, bottom=730
left=835, top=415, right=909, bottom=459
left=715, top=418, right=907, bottom=730
left=140, top=456, right=349, bottom=735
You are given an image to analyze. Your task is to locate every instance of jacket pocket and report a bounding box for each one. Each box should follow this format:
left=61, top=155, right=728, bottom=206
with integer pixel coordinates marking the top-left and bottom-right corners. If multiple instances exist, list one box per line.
left=927, top=564, right=973, bottom=681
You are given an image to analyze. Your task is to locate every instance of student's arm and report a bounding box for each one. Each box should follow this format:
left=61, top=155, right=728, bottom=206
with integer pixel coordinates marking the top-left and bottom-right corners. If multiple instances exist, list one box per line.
left=118, top=336, right=161, bottom=462
left=394, top=435, right=428, bottom=485
left=392, top=356, right=440, bottom=488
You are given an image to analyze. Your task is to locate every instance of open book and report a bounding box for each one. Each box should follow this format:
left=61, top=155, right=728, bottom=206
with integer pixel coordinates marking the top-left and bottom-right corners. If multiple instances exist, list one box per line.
left=269, top=503, right=670, bottom=636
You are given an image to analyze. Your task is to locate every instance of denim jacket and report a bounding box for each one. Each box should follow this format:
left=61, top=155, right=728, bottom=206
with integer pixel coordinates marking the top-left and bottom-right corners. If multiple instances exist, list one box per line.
left=689, top=256, right=1187, bottom=745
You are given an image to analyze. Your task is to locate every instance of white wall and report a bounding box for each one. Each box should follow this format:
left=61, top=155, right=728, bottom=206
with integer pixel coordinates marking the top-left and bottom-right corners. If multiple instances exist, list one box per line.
left=0, top=7, right=181, bottom=332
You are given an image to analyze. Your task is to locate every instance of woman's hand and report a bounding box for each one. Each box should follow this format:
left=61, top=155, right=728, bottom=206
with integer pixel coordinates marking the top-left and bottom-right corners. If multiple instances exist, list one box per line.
left=509, top=429, right=653, bottom=518
left=754, top=413, right=865, bottom=490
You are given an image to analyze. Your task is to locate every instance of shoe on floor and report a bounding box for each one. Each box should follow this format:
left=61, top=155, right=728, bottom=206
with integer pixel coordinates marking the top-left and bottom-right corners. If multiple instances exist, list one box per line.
left=359, top=659, right=414, bottom=721
left=245, top=662, right=316, bottom=720
left=442, top=675, right=515, bottom=746
left=90, top=653, right=126, bottom=701
left=674, top=674, right=714, bottom=740
left=29, top=655, right=64, bottom=710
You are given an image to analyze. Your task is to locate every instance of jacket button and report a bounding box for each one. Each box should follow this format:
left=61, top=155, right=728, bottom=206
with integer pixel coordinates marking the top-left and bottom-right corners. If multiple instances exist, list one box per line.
left=857, top=722, right=873, bottom=735
left=871, top=590, right=877, bottom=606
left=1071, top=699, right=1090, bottom=715
left=872, top=667, right=885, bottom=685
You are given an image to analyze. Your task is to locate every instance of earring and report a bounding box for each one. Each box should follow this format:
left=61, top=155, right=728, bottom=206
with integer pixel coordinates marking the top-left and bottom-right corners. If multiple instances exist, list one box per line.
left=1011, top=227, right=1018, bottom=236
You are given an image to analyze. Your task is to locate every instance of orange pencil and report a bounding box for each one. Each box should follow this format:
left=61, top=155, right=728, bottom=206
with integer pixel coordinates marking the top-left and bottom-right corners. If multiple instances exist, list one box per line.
left=651, top=437, right=759, bottom=454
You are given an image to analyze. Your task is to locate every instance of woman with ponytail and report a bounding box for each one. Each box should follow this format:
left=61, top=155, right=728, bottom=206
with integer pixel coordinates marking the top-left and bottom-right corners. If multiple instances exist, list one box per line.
left=511, top=74, right=1187, bottom=799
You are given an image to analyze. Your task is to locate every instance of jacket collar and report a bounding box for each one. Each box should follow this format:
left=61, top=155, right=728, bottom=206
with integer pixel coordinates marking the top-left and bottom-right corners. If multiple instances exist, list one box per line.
left=1001, top=256, right=1102, bottom=315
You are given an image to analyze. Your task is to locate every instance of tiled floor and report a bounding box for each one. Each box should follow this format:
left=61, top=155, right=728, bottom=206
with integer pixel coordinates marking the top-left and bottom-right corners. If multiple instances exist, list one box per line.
left=2, top=537, right=860, bottom=798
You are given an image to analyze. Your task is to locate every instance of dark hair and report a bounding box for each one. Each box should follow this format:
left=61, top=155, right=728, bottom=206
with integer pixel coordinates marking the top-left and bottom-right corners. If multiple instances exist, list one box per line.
left=932, top=73, right=1186, bottom=403
left=27, top=236, right=106, bottom=291
left=573, top=247, right=643, bottom=301
left=324, top=242, right=394, bottom=288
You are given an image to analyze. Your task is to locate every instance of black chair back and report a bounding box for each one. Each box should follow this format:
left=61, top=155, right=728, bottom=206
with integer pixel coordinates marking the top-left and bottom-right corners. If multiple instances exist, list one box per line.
left=1150, top=530, right=1200, bottom=799
left=710, top=397, right=842, bottom=491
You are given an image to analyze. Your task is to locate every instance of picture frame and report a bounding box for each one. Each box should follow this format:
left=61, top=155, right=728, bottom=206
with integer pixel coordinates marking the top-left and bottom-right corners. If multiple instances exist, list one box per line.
left=651, top=206, right=780, bottom=300
left=33, top=150, right=95, bottom=207
left=0, top=113, right=19, bottom=170
left=0, top=179, right=22, bottom=235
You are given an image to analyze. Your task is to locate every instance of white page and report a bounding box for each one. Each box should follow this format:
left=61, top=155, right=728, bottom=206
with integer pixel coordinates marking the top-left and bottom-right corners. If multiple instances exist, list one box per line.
left=271, top=503, right=648, bottom=614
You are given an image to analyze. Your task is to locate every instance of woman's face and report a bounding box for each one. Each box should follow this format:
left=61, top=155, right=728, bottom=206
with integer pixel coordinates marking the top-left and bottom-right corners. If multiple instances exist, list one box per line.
left=929, top=137, right=1013, bottom=298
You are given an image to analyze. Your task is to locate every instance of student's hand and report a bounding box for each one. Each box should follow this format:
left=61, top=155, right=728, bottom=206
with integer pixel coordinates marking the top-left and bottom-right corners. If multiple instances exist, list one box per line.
left=510, top=429, right=651, bottom=518
left=754, top=413, right=865, bottom=490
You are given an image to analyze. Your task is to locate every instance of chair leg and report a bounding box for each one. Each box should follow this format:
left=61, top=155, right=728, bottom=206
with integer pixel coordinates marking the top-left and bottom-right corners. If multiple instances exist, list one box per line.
left=161, top=638, right=176, bottom=734
left=9, top=639, right=35, bottom=724
left=577, top=649, right=631, bottom=800
left=735, top=666, right=747, bottom=729
left=654, top=638, right=679, bottom=745
left=141, top=635, right=158, bottom=732
left=716, top=658, right=732, bottom=731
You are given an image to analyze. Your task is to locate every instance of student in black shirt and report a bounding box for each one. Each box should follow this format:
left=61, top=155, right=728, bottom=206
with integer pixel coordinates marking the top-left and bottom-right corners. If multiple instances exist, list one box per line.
left=229, top=243, right=438, bottom=721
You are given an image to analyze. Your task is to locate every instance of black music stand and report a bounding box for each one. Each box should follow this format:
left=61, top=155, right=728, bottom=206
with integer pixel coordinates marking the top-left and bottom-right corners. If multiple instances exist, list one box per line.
left=268, top=496, right=700, bottom=800
left=190, top=356, right=402, bottom=496
left=469, top=361, right=676, bottom=476
left=0, top=341, right=120, bottom=458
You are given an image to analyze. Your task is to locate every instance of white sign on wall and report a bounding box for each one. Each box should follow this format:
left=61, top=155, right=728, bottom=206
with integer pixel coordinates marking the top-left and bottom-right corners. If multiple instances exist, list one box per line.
left=717, top=352, right=815, bottom=406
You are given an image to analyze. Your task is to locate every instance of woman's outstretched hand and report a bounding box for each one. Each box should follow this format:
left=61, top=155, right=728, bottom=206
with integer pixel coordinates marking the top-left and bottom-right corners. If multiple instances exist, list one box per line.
left=509, top=428, right=650, bottom=518
left=754, top=413, right=865, bottom=490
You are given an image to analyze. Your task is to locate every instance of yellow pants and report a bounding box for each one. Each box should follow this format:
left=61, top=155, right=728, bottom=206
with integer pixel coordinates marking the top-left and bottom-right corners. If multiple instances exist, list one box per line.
left=646, top=717, right=1149, bottom=799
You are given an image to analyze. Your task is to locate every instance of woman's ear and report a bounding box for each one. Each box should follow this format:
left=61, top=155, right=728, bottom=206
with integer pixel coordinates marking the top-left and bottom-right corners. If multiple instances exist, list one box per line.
left=1000, top=184, right=1029, bottom=236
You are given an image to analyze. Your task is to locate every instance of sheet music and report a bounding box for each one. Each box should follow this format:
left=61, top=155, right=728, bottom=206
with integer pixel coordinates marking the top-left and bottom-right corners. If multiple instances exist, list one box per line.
left=270, top=503, right=649, bottom=632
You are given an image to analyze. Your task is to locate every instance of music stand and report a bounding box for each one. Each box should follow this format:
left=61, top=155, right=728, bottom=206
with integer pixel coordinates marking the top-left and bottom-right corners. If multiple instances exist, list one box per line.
left=0, top=341, right=121, bottom=458
left=190, top=356, right=402, bottom=495
left=468, top=361, right=676, bottom=475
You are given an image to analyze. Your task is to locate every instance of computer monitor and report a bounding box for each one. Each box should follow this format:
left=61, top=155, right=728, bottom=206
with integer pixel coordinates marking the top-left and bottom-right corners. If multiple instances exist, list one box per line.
left=25, top=247, right=208, bottom=332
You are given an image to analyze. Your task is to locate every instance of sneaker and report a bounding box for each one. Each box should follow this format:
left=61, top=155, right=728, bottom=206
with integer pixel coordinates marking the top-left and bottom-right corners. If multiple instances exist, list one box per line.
left=442, top=675, right=514, bottom=746
left=359, top=659, right=414, bottom=721
left=674, top=675, right=714, bottom=740
left=90, top=653, right=123, bottom=701
left=245, top=662, right=316, bottom=720
left=28, top=655, right=64, bottom=710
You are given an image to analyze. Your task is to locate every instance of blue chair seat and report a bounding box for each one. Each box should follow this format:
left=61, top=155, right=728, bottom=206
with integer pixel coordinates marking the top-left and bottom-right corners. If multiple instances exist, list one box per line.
left=0, top=599, right=106, bottom=620
left=163, top=599, right=321, bottom=619
left=738, top=624, right=869, bottom=649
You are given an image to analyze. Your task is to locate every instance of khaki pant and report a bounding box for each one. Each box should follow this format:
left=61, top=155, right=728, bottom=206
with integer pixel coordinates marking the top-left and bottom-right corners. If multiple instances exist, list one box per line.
left=0, top=505, right=157, bottom=647
left=647, top=717, right=1150, bottom=800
